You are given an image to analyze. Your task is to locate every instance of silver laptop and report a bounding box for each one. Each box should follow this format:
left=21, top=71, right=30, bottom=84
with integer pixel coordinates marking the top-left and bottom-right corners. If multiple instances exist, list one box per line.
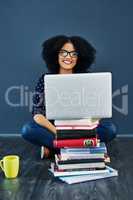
left=44, top=72, right=112, bottom=120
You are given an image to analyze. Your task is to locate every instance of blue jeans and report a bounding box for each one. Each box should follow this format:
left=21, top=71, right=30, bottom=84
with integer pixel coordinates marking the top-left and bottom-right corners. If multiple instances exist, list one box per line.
left=21, top=119, right=117, bottom=149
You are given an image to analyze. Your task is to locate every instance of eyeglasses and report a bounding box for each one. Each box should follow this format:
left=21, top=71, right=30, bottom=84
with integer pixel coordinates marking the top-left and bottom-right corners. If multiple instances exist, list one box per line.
left=59, top=49, right=78, bottom=58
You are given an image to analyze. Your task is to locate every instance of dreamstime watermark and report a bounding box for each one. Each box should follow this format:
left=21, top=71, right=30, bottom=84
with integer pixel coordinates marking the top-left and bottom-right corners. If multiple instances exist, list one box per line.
left=4, top=84, right=128, bottom=116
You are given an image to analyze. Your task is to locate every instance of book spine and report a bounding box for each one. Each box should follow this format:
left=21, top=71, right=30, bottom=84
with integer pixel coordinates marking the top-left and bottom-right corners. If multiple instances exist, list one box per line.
left=57, top=162, right=105, bottom=170
left=61, top=154, right=105, bottom=160
left=55, top=123, right=99, bottom=126
left=54, top=120, right=99, bottom=126
left=61, top=148, right=107, bottom=154
left=57, top=158, right=105, bottom=165
left=53, top=138, right=98, bottom=148
left=56, top=125, right=98, bottom=130
left=57, top=129, right=97, bottom=134
left=56, top=133, right=97, bottom=140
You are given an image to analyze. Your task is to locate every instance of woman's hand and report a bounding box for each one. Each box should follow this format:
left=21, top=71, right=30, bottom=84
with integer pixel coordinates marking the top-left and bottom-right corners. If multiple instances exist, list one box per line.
left=52, top=126, right=57, bottom=135
left=33, top=114, right=57, bottom=135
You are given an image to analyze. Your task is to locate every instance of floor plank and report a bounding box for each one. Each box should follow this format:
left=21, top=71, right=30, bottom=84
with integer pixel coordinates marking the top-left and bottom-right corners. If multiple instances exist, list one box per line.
left=0, top=137, right=133, bottom=200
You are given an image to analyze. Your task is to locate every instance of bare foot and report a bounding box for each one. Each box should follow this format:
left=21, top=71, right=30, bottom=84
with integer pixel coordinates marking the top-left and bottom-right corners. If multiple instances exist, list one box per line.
left=41, top=146, right=50, bottom=159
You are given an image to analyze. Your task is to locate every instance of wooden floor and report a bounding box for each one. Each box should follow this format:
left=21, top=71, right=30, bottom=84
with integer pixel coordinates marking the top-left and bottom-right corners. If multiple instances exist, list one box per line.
left=0, top=136, right=133, bottom=200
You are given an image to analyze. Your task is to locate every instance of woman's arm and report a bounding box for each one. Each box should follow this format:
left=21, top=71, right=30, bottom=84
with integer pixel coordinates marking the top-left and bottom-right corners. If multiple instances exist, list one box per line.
left=33, top=114, right=57, bottom=134
left=32, top=73, right=57, bottom=134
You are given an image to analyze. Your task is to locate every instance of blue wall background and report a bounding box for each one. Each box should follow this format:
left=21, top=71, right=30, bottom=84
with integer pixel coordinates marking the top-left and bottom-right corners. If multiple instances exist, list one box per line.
left=0, top=0, right=132, bottom=134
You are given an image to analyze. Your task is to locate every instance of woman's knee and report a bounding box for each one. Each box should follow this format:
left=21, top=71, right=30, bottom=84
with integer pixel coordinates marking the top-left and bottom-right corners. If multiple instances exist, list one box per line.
left=105, top=122, right=117, bottom=141
left=97, top=121, right=117, bottom=142
left=21, top=121, right=34, bottom=140
left=109, top=122, right=117, bottom=134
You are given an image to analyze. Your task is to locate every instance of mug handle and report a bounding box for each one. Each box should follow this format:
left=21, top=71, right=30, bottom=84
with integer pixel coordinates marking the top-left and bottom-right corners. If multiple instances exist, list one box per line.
left=0, top=160, right=4, bottom=171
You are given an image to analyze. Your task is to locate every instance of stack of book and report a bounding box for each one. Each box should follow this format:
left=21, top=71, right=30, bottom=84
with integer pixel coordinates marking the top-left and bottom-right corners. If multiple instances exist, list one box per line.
left=53, top=119, right=99, bottom=148
left=49, top=119, right=118, bottom=184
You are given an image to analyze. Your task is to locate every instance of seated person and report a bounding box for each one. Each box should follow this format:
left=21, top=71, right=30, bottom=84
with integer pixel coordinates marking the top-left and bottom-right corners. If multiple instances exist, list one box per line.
left=21, top=35, right=117, bottom=158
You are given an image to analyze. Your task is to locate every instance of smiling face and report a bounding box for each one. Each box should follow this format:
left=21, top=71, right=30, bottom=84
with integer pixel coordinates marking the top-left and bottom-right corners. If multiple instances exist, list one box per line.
left=58, top=42, right=78, bottom=73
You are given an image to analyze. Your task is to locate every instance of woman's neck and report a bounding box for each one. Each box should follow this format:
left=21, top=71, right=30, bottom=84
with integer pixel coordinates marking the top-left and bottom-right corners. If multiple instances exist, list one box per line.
left=59, top=67, right=73, bottom=74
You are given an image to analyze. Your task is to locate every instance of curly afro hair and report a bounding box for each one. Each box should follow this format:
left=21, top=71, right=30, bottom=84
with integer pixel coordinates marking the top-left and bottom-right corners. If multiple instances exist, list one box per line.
left=42, top=35, right=96, bottom=74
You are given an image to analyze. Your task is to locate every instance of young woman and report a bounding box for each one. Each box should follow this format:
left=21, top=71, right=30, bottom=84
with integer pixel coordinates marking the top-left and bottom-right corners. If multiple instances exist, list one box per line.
left=21, top=35, right=117, bottom=158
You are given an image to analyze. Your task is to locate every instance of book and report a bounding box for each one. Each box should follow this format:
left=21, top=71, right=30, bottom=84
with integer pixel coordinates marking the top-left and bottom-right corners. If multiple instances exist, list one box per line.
left=49, top=162, right=110, bottom=177
left=53, top=138, right=98, bottom=148
left=57, top=129, right=97, bottom=134
left=56, top=130, right=97, bottom=140
left=61, top=142, right=107, bottom=154
left=56, top=124, right=98, bottom=130
left=58, top=153, right=110, bottom=163
left=54, top=118, right=100, bottom=126
left=55, top=162, right=106, bottom=170
left=55, top=155, right=105, bottom=170
left=60, top=153, right=105, bottom=160
left=57, top=158, right=105, bottom=165
left=58, top=166, right=118, bottom=184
